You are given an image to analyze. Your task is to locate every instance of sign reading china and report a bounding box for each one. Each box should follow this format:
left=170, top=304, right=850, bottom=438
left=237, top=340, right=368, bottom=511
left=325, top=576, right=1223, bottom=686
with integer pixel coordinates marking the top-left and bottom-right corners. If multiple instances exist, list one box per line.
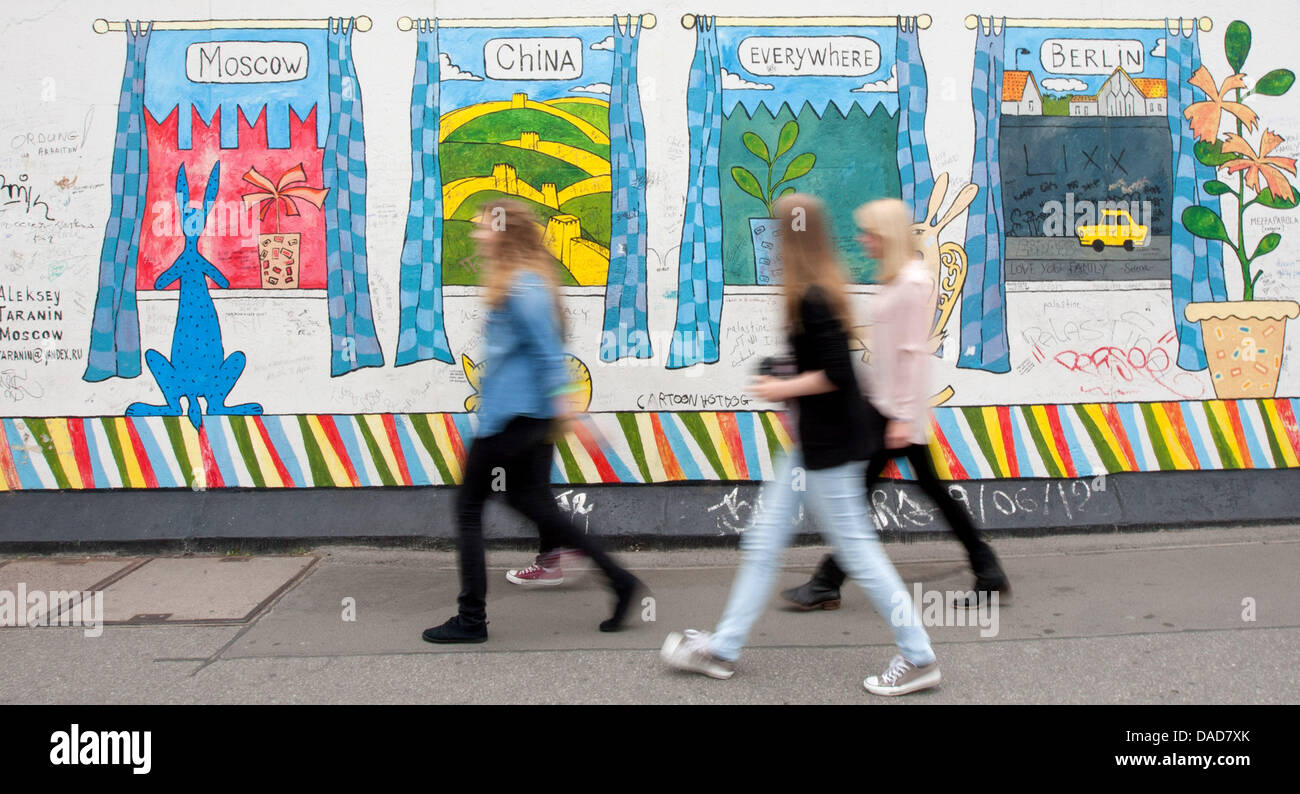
left=1040, top=38, right=1144, bottom=75
left=737, top=36, right=882, bottom=77
left=186, top=41, right=309, bottom=83
left=484, top=37, right=583, bottom=80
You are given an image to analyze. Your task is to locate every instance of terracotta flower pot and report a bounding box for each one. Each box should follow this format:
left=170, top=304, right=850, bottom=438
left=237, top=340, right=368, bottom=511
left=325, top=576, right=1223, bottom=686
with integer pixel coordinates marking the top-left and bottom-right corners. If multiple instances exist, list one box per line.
left=257, top=232, right=300, bottom=289
left=1185, top=300, right=1300, bottom=398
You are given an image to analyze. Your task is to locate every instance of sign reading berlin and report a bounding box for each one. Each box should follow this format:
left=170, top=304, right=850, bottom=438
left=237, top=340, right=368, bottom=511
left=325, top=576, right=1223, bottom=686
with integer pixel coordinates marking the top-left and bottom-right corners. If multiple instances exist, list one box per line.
left=1040, top=38, right=1144, bottom=75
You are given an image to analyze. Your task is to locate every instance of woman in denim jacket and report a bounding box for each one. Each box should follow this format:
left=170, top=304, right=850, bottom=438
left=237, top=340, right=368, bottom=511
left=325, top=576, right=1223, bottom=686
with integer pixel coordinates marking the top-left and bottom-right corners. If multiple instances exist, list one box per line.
left=423, top=200, right=641, bottom=643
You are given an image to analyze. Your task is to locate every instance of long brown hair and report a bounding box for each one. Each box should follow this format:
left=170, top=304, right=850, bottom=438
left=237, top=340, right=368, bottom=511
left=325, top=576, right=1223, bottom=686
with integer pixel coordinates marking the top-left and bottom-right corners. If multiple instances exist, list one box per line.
left=774, top=193, right=851, bottom=334
left=476, top=199, right=565, bottom=335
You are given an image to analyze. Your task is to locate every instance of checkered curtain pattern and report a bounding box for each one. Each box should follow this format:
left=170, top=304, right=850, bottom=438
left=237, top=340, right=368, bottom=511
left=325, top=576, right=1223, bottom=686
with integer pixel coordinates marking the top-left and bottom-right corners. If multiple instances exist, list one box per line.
left=667, top=16, right=724, bottom=369
left=325, top=17, right=384, bottom=375
left=396, top=19, right=454, bottom=367
left=84, top=21, right=153, bottom=383
left=1167, top=20, right=1227, bottom=371
left=601, top=15, right=653, bottom=362
left=959, top=20, right=1011, bottom=373
left=896, top=16, right=934, bottom=225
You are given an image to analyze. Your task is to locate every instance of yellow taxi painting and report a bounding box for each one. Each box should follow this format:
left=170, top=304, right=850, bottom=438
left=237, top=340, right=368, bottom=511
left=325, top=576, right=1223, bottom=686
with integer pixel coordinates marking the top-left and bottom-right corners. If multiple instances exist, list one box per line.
left=1075, top=208, right=1150, bottom=252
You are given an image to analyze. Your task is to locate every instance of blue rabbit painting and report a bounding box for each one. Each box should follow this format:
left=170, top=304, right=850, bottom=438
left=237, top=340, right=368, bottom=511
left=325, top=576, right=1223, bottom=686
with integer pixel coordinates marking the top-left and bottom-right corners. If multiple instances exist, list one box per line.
left=126, top=162, right=262, bottom=429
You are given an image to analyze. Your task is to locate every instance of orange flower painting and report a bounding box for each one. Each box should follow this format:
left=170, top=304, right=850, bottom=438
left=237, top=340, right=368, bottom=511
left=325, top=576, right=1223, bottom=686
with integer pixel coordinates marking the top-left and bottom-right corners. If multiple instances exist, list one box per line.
left=1183, top=66, right=1259, bottom=143
left=1221, top=130, right=1299, bottom=203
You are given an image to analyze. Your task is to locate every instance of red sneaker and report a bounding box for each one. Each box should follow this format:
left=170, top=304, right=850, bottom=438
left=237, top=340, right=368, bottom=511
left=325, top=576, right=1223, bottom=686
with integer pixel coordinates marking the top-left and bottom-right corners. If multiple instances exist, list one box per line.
left=505, top=554, right=565, bottom=587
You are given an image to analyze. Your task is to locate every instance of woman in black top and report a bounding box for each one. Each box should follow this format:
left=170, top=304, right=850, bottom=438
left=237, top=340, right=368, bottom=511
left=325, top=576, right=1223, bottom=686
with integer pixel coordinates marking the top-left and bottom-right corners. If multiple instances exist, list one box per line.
left=660, top=194, right=942, bottom=696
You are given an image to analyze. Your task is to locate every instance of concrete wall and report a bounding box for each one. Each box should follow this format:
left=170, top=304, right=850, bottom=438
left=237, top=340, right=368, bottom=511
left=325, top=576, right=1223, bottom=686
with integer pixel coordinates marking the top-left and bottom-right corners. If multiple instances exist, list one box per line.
left=1, top=1, right=1298, bottom=542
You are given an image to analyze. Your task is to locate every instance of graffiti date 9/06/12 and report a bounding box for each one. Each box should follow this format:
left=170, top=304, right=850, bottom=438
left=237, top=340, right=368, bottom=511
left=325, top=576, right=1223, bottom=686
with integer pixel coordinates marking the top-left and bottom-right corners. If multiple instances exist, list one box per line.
left=872, top=479, right=1103, bottom=530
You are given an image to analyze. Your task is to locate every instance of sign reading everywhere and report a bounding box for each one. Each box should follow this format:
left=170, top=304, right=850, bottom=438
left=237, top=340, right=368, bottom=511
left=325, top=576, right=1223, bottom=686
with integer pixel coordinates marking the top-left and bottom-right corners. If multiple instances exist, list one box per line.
left=737, top=36, right=882, bottom=76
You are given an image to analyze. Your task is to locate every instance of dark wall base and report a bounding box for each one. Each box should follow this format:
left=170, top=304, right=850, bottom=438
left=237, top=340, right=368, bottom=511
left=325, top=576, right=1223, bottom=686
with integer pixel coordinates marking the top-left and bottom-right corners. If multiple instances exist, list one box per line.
left=1, top=469, right=1297, bottom=547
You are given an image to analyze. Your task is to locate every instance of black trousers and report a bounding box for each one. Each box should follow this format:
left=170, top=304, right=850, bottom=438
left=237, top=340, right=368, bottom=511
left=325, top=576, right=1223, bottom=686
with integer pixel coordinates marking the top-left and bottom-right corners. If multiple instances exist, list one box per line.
left=455, top=415, right=634, bottom=626
left=818, top=443, right=998, bottom=587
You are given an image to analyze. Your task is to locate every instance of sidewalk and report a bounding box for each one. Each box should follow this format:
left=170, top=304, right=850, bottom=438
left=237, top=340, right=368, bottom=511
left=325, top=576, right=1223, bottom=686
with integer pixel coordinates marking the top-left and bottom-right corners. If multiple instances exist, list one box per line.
left=1, top=525, right=1296, bottom=704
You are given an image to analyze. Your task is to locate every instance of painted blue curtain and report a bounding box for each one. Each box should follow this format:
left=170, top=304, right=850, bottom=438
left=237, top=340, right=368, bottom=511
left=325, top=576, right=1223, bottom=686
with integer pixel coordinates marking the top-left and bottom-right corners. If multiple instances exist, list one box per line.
left=668, top=17, right=724, bottom=369
left=85, top=21, right=152, bottom=382
left=1167, top=19, right=1227, bottom=371
left=896, top=16, right=934, bottom=224
left=601, top=15, right=652, bottom=362
left=959, top=20, right=1011, bottom=373
left=325, top=17, right=384, bottom=375
left=396, top=19, right=454, bottom=367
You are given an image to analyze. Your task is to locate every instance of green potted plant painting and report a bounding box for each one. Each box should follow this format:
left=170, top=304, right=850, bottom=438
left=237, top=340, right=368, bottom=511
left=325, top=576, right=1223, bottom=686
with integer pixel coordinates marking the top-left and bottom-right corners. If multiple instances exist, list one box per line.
left=1181, top=20, right=1298, bottom=398
left=731, top=121, right=816, bottom=284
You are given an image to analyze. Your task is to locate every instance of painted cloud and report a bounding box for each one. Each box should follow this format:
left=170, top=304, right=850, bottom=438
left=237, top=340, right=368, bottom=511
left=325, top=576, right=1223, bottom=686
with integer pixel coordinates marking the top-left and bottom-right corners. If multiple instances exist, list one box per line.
left=850, top=64, right=897, bottom=93
left=721, top=69, right=774, bottom=91
left=441, top=52, right=482, bottom=81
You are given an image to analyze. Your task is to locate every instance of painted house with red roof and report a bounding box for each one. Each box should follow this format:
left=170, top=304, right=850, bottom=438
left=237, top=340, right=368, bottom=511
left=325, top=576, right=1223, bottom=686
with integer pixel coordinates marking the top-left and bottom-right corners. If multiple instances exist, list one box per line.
left=1001, top=70, right=1043, bottom=115
left=1068, top=67, right=1167, bottom=117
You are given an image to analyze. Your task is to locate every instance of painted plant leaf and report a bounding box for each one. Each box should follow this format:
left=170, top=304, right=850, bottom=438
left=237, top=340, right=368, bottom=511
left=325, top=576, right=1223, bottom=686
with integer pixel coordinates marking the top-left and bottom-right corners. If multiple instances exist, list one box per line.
left=1256, top=185, right=1300, bottom=209
left=1195, top=140, right=1238, bottom=168
left=776, top=152, right=816, bottom=186
left=1182, top=206, right=1231, bottom=242
left=742, top=132, right=770, bottom=164
left=1252, top=232, right=1282, bottom=259
left=1225, top=20, right=1251, bottom=74
left=731, top=166, right=765, bottom=203
left=1254, top=69, right=1295, bottom=96
left=775, top=121, right=799, bottom=159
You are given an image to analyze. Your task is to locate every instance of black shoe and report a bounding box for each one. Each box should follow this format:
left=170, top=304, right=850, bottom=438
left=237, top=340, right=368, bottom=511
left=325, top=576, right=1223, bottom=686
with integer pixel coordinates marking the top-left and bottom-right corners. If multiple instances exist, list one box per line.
left=422, top=615, right=488, bottom=644
left=599, top=576, right=645, bottom=633
left=780, top=579, right=842, bottom=611
left=959, top=546, right=1011, bottom=608
left=953, top=577, right=1012, bottom=609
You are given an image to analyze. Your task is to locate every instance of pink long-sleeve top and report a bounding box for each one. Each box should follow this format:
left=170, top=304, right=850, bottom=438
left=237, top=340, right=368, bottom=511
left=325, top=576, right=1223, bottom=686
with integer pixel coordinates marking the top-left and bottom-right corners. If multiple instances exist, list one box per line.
left=862, top=261, right=937, bottom=446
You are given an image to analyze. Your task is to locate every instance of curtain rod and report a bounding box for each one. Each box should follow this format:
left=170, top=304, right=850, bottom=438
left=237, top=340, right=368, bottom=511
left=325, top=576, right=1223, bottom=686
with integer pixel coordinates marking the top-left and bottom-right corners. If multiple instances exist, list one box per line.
left=964, top=15, right=1212, bottom=32
left=92, top=17, right=373, bottom=33
left=681, top=15, right=932, bottom=30
left=398, top=15, right=657, bottom=31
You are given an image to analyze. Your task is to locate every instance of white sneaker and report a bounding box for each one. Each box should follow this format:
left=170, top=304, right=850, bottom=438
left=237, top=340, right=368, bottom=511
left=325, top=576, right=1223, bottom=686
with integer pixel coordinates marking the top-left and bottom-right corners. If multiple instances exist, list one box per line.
left=863, top=654, right=941, bottom=696
left=660, top=630, right=735, bottom=680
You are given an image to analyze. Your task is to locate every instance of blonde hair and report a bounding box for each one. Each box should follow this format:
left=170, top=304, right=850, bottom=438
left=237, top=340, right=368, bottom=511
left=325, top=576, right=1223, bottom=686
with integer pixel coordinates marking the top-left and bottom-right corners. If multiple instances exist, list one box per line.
left=477, top=199, right=565, bottom=333
left=774, top=193, right=851, bottom=334
left=853, top=198, right=914, bottom=284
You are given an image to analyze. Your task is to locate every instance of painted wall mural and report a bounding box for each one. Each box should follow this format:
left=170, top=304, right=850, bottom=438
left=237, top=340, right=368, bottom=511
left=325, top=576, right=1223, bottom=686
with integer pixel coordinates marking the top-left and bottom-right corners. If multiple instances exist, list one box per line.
left=0, top=6, right=1296, bottom=499
left=83, top=17, right=382, bottom=392
left=395, top=15, right=651, bottom=367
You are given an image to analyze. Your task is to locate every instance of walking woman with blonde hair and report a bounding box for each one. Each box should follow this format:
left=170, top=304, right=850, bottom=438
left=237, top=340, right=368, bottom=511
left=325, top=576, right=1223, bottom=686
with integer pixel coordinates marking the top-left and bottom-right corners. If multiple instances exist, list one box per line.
left=782, top=197, right=1011, bottom=612
left=660, top=194, right=941, bottom=696
left=423, top=200, right=642, bottom=643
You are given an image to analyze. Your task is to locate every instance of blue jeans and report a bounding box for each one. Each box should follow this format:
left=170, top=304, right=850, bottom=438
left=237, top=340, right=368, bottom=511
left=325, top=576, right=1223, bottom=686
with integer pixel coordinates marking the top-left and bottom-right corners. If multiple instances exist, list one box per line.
left=710, top=451, right=936, bottom=666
